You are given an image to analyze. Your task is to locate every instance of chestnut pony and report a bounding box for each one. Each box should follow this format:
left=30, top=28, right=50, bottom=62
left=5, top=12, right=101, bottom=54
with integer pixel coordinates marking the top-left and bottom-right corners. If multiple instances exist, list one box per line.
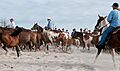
left=0, top=27, right=22, bottom=57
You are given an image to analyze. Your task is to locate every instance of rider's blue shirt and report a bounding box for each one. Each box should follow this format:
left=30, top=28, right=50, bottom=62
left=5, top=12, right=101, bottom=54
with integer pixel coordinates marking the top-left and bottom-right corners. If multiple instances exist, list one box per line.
left=47, top=20, right=52, bottom=29
left=107, top=9, right=120, bottom=27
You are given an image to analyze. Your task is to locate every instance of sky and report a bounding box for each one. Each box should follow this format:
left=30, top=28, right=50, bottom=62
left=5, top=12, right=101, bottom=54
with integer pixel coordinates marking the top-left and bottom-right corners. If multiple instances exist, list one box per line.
left=0, top=0, right=119, bottom=32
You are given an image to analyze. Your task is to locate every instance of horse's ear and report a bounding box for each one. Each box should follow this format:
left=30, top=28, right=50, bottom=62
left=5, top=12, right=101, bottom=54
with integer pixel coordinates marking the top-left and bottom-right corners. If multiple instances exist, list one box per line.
left=98, top=14, right=101, bottom=18
left=36, top=23, right=38, bottom=25
left=104, top=16, right=107, bottom=19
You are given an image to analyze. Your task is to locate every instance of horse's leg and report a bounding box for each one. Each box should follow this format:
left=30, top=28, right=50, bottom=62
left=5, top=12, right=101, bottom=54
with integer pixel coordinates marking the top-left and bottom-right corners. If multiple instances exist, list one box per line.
left=87, top=43, right=90, bottom=51
left=29, top=42, right=35, bottom=51
left=94, top=48, right=102, bottom=63
left=83, top=42, right=87, bottom=50
left=46, top=44, right=49, bottom=51
left=83, top=41, right=86, bottom=50
left=34, top=44, right=37, bottom=52
left=2, top=45, right=8, bottom=55
left=16, top=45, right=20, bottom=57
left=110, top=48, right=116, bottom=67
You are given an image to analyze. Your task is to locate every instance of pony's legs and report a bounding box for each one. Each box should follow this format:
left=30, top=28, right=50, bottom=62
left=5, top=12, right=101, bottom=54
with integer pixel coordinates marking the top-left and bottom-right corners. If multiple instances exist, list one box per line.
left=110, top=49, right=116, bottom=67
left=16, top=46, right=20, bottom=57
left=2, top=45, right=8, bottom=55
left=46, top=44, right=49, bottom=51
left=94, top=48, right=102, bottom=63
left=87, top=43, right=90, bottom=51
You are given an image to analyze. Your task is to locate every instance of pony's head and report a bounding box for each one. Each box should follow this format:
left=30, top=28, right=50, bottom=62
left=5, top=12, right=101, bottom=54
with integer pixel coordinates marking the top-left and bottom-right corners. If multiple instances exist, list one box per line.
left=31, top=23, right=38, bottom=30
left=31, top=23, right=43, bottom=32
left=94, top=15, right=107, bottom=34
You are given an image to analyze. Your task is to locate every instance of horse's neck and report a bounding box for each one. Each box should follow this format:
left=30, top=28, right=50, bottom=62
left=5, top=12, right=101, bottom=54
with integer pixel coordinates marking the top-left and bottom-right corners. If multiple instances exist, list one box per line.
left=100, top=20, right=109, bottom=34
left=101, top=20, right=108, bottom=28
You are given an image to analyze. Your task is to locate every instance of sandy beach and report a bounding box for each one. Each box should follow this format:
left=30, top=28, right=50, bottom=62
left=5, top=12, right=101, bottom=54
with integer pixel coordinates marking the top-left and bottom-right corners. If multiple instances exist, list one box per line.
left=0, top=46, right=119, bottom=71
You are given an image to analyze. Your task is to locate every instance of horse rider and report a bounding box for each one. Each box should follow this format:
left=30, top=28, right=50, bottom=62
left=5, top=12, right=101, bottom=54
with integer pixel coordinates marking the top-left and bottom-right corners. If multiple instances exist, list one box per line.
left=96, top=3, right=120, bottom=49
left=10, top=18, right=16, bottom=29
left=71, top=28, right=76, bottom=38
left=62, top=28, right=65, bottom=32
left=47, top=17, right=53, bottom=30
left=80, top=28, right=83, bottom=33
left=65, top=30, right=69, bottom=35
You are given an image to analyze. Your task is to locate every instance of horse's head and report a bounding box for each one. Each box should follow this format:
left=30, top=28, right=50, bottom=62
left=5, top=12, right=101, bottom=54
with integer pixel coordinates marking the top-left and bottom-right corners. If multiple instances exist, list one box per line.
left=94, top=15, right=107, bottom=33
left=31, top=23, right=43, bottom=32
left=31, top=23, right=39, bottom=30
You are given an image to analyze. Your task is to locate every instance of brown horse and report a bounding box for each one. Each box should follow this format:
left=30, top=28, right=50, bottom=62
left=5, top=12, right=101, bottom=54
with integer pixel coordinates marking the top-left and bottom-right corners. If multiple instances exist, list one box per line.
left=0, top=27, right=14, bottom=47
left=0, top=27, right=22, bottom=57
left=31, top=23, right=47, bottom=51
left=14, top=26, right=34, bottom=51
left=93, top=15, right=120, bottom=66
left=15, top=25, right=43, bottom=51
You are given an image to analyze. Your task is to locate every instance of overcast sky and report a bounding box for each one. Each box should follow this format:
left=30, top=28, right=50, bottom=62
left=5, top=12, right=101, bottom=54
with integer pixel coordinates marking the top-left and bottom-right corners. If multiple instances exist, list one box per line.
left=0, top=0, right=119, bottom=32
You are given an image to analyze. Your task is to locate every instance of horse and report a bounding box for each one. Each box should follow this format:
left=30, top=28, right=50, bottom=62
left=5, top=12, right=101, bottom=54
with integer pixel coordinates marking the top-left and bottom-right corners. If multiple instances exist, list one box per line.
left=14, top=26, right=34, bottom=51
left=31, top=23, right=49, bottom=51
left=83, top=32, right=93, bottom=50
left=93, top=15, right=120, bottom=66
left=0, top=27, right=14, bottom=47
left=0, top=27, right=22, bottom=57
left=54, top=32, right=71, bottom=52
left=72, top=31, right=85, bottom=48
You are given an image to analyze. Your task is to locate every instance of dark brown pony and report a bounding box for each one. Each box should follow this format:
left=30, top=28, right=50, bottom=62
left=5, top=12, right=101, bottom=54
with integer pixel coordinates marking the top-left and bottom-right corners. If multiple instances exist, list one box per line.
left=0, top=27, right=22, bottom=57
left=93, top=15, right=120, bottom=66
left=72, top=31, right=85, bottom=48
left=16, top=25, right=43, bottom=51
left=15, top=26, right=33, bottom=51
left=31, top=23, right=47, bottom=51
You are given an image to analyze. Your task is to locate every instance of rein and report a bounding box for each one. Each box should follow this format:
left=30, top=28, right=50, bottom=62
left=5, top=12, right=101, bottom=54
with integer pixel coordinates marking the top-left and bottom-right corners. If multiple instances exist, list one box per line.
left=100, top=24, right=108, bottom=30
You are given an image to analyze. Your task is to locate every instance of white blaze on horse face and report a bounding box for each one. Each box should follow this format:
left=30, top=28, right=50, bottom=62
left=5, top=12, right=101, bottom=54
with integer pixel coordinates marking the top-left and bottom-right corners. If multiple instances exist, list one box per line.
left=99, top=20, right=106, bottom=29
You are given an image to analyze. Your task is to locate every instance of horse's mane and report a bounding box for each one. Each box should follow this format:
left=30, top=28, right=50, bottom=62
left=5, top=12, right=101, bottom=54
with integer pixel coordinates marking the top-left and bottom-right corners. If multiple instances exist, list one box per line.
left=10, top=27, right=22, bottom=36
left=38, top=25, right=43, bottom=32
left=16, top=26, right=31, bottom=32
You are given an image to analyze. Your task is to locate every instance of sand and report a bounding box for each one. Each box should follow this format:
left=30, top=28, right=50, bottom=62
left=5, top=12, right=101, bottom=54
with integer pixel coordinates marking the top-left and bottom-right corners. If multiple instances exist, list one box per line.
left=0, top=46, right=119, bottom=71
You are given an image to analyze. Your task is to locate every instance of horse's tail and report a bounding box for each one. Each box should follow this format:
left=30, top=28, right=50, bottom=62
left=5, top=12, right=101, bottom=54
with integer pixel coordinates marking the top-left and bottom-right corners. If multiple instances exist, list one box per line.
left=10, top=27, right=22, bottom=37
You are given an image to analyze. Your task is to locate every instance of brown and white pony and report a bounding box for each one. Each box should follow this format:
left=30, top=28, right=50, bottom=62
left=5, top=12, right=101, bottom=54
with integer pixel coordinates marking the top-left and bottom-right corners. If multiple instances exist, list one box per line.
left=54, top=32, right=72, bottom=52
left=93, top=15, right=120, bottom=66
left=83, top=32, right=93, bottom=50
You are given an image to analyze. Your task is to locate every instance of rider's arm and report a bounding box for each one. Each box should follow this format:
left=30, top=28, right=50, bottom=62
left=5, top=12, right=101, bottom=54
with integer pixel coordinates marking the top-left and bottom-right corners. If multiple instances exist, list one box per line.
left=107, top=11, right=114, bottom=23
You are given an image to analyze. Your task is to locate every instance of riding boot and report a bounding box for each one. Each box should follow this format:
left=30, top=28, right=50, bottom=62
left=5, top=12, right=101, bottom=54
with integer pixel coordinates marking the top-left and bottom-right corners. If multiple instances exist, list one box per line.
left=96, top=44, right=105, bottom=49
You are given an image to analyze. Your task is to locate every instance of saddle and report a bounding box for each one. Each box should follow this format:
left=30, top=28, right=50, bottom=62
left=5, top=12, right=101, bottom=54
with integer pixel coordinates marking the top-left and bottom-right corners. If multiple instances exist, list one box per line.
left=112, top=26, right=120, bottom=34
left=105, top=26, right=120, bottom=45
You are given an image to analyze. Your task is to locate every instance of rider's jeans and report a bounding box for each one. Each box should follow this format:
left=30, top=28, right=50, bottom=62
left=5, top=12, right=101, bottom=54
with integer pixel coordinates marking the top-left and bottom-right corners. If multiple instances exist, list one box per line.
left=98, top=26, right=115, bottom=45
